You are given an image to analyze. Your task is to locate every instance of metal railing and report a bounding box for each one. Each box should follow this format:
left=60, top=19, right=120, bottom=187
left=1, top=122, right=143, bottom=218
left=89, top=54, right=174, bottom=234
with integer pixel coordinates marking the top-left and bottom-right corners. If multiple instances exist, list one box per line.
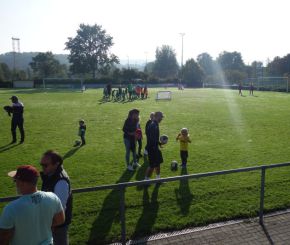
left=1, top=162, right=290, bottom=244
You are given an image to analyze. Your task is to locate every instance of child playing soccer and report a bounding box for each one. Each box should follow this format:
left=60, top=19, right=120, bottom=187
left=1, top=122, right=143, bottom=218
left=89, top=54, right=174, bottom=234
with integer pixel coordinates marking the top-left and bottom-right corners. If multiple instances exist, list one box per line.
left=78, top=119, right=86, bottom=146
left=176, top=128, right=191, bottom=168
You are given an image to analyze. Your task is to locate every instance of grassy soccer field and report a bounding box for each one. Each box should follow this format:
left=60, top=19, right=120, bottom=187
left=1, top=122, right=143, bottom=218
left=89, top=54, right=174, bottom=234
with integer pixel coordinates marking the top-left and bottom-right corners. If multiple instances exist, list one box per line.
left=1, top=88, right=290, bottom=244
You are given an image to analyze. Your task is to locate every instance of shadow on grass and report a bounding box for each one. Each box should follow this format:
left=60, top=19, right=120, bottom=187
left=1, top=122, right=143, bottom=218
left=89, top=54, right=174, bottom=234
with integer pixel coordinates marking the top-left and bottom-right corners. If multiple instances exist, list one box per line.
left=0, top=143, right=13, bottom=150
left=63, top=147, right=81, bottom=160
left=98, top=97, right=111, bottom=104
left=131, top=184, right=160, bottom=240
left=88, top=170, right=135, bottom=244
left=175, top=167, right=194, bottom=216
left=0, top=143, right=21, bottom=153
left=135, top=156, right=148, bottom=190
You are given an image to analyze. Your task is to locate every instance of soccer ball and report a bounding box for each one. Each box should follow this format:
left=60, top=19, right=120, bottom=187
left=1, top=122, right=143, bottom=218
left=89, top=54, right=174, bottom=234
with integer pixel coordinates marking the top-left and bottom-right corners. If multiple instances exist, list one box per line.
left=74, top=140, right=81, bottom=147
left=160, top=135, right=169, bottom=144
left=171, top=160, right=178, bottom=171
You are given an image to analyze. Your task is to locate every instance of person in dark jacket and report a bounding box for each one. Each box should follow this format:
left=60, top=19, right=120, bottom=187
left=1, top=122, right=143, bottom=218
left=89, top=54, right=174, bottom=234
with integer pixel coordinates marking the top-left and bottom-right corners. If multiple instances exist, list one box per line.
left=8, top=96, right=25, bottom=144
left=144, top=112, right=155, bottom=156
left=40, top=150, right=72, bottom=245
left=145, top=111, right=164, bottom=181
left=122, top=109, right=140, bottom=171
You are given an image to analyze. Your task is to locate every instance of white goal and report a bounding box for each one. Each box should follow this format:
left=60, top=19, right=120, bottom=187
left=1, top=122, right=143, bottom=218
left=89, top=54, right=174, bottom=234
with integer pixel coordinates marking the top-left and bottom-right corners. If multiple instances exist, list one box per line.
left=156, top=91, right=172, bottom=100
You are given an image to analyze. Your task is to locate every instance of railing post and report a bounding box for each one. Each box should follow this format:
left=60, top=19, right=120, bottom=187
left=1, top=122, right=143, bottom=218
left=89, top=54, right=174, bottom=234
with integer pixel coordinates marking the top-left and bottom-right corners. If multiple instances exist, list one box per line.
left=119, top=186, right=126, bottom=245
left=259, top=166, right=266, bottom=225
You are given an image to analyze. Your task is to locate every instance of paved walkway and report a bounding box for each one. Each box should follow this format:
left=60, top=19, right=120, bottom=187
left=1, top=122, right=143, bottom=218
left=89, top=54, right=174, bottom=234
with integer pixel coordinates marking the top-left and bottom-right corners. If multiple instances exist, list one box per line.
left=124, top=210, right=290, bottom=244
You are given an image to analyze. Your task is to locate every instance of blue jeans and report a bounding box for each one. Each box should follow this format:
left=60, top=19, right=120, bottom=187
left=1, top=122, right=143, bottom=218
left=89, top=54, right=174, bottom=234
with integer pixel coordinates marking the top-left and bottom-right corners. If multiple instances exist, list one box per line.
left=124, top=138, right=136, bottom=165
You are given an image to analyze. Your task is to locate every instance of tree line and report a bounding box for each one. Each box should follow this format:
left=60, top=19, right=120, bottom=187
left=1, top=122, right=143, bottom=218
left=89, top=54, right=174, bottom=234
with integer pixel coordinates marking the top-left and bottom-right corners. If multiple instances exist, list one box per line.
left=1, top=24, right=290, bottom=86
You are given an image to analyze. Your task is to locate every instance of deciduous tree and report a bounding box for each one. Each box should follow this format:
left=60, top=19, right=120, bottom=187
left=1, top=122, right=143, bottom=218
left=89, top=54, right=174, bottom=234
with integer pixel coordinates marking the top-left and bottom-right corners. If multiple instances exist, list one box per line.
left=65, top=24, right=119, bottom=78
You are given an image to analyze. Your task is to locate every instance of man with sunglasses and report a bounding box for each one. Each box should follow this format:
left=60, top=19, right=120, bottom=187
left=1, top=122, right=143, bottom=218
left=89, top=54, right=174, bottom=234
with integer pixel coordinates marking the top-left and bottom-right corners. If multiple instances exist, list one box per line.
left=40, top=150, right=72, bottom=245
left=0, top=165, right=65, bottom=245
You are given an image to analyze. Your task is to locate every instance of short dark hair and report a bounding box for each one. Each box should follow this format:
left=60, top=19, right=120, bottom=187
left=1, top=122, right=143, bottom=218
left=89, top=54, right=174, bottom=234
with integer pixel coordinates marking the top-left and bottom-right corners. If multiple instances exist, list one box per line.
left=128, top=108, right=140, bottom=118
left=43, top=150, right=63, bottom=166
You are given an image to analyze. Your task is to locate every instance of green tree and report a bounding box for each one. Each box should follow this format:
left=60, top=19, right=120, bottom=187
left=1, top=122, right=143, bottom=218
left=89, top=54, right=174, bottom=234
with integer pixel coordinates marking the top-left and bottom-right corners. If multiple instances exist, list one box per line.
left=29, top=52, right=65, bottom=78
left=182, top=59, right=204, bottom=87
left=197, top=53, right=215, bottom=75
left=217, top=51, right=245, bottom=71
left=144, top=61, right=155, bottom=74
left=65, top=24, right=119, bottom=78
left=267, top=54, right=290, bottom=76
left=0, top=63, right=11, bottom=81
left=153, top=45, right=179, bottom=79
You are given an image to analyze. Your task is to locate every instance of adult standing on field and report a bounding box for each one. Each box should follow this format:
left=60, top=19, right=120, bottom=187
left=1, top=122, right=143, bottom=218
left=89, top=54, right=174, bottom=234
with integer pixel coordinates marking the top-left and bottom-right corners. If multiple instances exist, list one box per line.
left=144, top=112, right=155, bottom=156
left=145, top=111, right=164, bottom=180
left=9, top=95, right=25, bottom=144
left=0, top=165, right=65, bottom=245
left=123, top=109, right=140, bottom=171
left=40, top=150, right=73, bottom=245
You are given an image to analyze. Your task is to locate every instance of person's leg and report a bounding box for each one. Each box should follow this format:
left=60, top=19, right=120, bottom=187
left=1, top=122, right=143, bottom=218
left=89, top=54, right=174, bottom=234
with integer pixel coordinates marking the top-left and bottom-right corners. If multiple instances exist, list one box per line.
left=11, top=119, right=17, bottom=143
left=53, top=225, right=69, bottom=245
left=181, top=151, right=187, bottom=166
left=145, top=167, right=154, bottom=179
left=155, top=166, right=160, bottom=177
left=124, top=138, right=131, bottom=168
left=81, top=135, right=86, bottom=145
left=131, top=141, right=140, bottom=167
left=18, top=119, right=25, bottom=143
left=137, top=139, right=142, bottom=156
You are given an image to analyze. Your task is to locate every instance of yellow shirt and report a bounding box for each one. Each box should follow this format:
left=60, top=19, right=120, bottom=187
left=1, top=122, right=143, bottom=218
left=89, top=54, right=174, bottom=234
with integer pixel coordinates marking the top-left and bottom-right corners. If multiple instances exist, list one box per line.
left=176, top=134, right=191, bottom=151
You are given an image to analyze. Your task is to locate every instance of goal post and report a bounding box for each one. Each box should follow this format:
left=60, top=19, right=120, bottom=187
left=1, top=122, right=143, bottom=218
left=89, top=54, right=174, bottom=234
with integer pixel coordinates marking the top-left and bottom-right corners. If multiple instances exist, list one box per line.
left=41, top=78, right=83, bottom=90
left=247, top=77, right=289, bottom=92
left=156, top=91, right=172, bottom=100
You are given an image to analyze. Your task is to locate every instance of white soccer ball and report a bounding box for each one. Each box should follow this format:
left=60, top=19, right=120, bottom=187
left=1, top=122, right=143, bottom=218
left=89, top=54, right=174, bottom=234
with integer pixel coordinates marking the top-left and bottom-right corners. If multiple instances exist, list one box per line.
left=171, top=160, right=178, bottom=171
left=160, top=135, right=169, bottom=144
left=74, top=140, right=81, bottom=146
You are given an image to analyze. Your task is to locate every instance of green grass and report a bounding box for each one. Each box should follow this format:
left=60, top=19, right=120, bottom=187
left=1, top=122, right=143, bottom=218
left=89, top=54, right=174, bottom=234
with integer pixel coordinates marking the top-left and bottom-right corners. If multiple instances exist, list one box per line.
left=1, top=88, right=290, bottom=244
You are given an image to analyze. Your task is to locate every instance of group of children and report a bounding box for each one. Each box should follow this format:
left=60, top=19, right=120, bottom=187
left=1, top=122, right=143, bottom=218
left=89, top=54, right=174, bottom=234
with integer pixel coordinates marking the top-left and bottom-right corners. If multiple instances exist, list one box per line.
left=103, top=84, right=148, bottom=102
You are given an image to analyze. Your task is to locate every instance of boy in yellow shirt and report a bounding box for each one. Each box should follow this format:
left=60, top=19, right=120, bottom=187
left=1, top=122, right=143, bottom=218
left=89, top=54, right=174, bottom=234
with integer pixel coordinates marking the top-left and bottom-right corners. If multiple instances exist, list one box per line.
left=176, top=128, right=191, bottom=168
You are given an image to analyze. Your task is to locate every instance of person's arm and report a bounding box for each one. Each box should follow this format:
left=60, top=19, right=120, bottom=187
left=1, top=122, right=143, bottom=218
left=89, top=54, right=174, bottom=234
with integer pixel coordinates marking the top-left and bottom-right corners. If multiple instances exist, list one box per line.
left=54, top=180, right=69, bottom=210
left=52, top=211, right=65, bottom=227
left=176, top=134, right=181, bottom=141
left=123, top=119, right=135, bottom=136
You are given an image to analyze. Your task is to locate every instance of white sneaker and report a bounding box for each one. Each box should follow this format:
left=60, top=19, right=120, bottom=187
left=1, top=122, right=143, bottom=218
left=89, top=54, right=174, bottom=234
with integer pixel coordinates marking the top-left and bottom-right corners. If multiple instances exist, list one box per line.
left=127, top=165, right=134, bottom=171
left=133, top=162, right=141, bottom=168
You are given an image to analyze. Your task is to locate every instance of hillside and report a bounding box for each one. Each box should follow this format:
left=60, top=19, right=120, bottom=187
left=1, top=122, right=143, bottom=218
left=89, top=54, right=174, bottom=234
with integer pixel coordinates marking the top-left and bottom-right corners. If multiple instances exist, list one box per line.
left=0, top=52, right=69, bottom=71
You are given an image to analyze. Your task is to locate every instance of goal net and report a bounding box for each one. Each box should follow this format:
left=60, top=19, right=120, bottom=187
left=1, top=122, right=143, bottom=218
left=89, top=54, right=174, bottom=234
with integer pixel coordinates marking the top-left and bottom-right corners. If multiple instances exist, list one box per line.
left=247, top=77, right=289, bottom=92
left=37, top=78, right=84, bottom=90
left=156, top=91, right=172, bottom=100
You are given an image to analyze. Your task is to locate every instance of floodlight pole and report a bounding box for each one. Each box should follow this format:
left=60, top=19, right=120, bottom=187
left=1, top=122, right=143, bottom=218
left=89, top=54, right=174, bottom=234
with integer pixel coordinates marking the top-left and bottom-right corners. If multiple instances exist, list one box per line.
left=179, top=33, right=185, bottom=84
left=12, top=37, right=20, bottom=81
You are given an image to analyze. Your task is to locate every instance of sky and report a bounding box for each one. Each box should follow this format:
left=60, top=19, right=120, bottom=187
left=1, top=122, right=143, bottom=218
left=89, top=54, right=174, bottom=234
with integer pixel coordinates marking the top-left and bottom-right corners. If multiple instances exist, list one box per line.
left=1, top=0, right=290, bottom=65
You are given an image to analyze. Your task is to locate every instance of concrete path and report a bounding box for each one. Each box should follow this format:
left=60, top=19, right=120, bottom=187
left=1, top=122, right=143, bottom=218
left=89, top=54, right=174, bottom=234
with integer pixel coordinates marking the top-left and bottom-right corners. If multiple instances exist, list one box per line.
left=121, top=210, right=290, bottom=245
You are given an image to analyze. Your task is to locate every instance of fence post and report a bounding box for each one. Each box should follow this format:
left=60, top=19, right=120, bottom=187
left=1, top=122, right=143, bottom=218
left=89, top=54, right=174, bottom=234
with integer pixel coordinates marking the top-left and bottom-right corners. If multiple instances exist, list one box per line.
left=259, top=166, right=266, bottom=225
left=119, top=186, right=126, bottom=245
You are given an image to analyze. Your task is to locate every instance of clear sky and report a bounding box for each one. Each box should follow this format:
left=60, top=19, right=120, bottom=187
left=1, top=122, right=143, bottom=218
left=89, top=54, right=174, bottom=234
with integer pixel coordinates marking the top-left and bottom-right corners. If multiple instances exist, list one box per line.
left=1, top=0, right=290, bottom=65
